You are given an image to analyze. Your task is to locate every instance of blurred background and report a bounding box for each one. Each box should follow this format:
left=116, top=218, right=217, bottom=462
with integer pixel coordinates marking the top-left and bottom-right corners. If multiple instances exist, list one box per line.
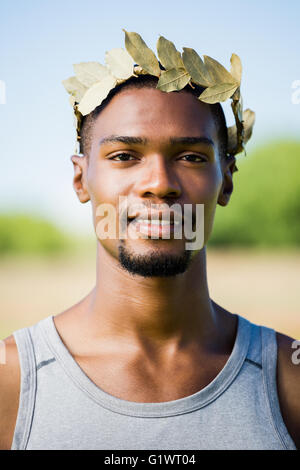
left=0, top=0, right=299, bottom=339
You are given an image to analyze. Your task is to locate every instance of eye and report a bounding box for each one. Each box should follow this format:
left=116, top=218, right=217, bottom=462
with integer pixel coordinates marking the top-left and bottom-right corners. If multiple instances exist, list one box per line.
left=179, top=154, right=207, bottom=163
left=108, top=153, right=136, bottom=162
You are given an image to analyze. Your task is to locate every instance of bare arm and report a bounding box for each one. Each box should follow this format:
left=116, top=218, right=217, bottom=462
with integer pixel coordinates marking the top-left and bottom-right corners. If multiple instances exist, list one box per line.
left=276, top=331, right=300, bottom=450
left=0, top=335, right=21, bottom=450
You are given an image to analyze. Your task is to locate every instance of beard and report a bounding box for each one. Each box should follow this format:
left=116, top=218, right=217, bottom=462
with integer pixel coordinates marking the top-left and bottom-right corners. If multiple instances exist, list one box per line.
left=118, top=240, right=192, bottom=278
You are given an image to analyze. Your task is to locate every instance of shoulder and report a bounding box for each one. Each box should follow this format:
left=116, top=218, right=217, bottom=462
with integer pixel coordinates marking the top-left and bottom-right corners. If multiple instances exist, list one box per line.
left=0, top=334, right=21, bottom=450
left=275, top=330, right=300, bottom=449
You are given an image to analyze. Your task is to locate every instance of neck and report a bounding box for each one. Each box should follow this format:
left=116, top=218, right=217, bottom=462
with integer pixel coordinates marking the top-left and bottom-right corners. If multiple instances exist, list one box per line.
left=79, top=242, right=225, bottom=353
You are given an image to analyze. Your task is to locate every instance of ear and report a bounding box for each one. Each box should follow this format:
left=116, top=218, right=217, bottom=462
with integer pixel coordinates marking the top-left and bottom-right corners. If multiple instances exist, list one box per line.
left=70, top=154, right=90, bottom=203
left=217, top=154, right=236, bottom=207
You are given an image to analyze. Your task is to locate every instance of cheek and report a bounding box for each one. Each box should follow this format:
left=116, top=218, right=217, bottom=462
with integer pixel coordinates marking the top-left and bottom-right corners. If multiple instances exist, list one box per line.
left=186, top=165, right=223, bottom=205
left=86, top=162, right=130, bottom=241
left=86, top=159, right=118, bottom=200
left=203, top=169, right=223, bottom=241
left=86, top=162, right=115, bottom=230
left=187, top=167, right=223, bottom=243
left=87, top=159, right=131, bottom=201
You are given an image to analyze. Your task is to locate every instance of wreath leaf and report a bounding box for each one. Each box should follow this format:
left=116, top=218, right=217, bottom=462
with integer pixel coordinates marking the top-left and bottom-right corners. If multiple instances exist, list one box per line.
left=73, top=62, right=110, bottom=88
left=182, top=48, right=212, bottom=87
left=62, top=76, right=87, bottom=102
left=156, top=36, right=184, bottom=70
left=203, top=55, right=237, bottom=86
left=230, top=53, right=242, bottom=84
left=105, top=47, right=135, bottom=80
left=199, top=82, right=239, bottom=104
left=156, top=68, right=191, bottom=92
left=78, top=74, right=117, bottom=116
left=123, top=29, right=161, bottom=77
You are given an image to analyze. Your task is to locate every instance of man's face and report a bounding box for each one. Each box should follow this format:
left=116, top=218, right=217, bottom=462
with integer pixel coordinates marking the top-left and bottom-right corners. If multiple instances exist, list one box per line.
left=75, top=87, right=231, bottom=277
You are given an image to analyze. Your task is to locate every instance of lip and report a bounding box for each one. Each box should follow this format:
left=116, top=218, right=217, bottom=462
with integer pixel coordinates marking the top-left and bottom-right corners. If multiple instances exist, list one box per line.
left=133, top=220, right=176, bottom=238
left=128, top=210, right=182, bottom=223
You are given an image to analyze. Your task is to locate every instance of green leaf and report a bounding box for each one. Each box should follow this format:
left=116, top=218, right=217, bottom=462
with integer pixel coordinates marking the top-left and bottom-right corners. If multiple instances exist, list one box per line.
left=230, top=53, right=242, bottom=84
left=182, top=48, right=212, bottom=87
left=62, top=76, right=88, bottom=102
left=105, top=47, right=134, bottom=80
left=156, top=68, right=191, bottom=92
left=122, top=29, right=161, bottom=77
left=156, top=36, right=184, bottom=70
left=203, top=55, right=237, bottom=85
left=78, top=74, right=117, bottom=116
left=199, top=82, right=239, bottom=104
left=73, top=62, right=110, bottom=88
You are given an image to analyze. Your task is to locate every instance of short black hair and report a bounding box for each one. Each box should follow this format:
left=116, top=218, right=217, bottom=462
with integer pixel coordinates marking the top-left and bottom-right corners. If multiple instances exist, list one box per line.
left=79, top=74, right=228, bottom=162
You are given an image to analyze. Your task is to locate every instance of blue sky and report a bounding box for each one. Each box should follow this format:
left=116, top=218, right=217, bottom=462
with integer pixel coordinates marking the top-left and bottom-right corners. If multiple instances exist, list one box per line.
left=1, top=0, right=299, bottom=235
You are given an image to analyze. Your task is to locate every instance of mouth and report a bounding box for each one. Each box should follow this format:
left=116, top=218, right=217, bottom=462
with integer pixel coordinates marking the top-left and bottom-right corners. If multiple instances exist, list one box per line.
left=127, top=211, right=183, bottom=239
left=126, top=208, right=194, bottom=239
left=129, top=218, right=178, bottom=237
left=127, top=210, right=180, bottom=224
left=128, top=217, right=179, bottom=225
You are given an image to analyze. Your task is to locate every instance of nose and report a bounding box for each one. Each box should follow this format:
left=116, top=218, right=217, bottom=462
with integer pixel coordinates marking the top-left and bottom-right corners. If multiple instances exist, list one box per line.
left=134, top=154, right=182, bottom=200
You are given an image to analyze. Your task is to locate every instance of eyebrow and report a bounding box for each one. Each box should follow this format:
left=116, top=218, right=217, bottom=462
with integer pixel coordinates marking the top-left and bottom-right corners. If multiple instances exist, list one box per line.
left=99, top=135, right=215, bottom=148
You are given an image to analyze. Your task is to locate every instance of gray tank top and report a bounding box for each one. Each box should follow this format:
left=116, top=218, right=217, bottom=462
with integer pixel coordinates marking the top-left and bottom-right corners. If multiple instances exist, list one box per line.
left=10, top=313, right=296, bottom=450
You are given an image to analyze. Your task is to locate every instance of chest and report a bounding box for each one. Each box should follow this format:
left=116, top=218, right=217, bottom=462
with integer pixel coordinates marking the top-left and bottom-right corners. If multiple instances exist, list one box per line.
left=73, top=353, right=228, bottom=403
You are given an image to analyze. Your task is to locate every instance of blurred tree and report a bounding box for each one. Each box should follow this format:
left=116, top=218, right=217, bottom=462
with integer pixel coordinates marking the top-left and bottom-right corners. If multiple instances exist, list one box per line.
left=209, top=140, right=300, bottom=247
left=0, top=214, right=70, bottom=255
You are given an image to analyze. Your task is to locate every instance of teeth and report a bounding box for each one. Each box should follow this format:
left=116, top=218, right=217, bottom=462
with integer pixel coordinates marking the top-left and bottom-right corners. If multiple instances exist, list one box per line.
left=135, top=219, right=180, bottom=225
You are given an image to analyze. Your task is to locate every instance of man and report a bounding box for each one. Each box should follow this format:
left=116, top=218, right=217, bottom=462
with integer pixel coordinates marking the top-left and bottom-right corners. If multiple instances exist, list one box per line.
left=0, top=32, right=299, bottom=450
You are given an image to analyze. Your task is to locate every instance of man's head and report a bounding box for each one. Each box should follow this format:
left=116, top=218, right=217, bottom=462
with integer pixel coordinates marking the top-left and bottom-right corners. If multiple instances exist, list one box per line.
left=70, top=73, right=236, bottom=278
left=79, top=74, right=229, bottom=164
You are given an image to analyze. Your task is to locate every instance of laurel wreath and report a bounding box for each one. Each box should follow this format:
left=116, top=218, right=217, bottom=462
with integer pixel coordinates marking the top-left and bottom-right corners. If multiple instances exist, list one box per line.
left=62, top=29, right=255, bottom=172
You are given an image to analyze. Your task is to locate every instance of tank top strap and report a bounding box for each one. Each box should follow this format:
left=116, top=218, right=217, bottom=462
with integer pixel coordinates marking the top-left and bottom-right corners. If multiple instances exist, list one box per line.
left=260, top=324, right=297, bottom=450
left=11, top=316, right=58, bottom=449
left=244, top=321, right=263, bottom=370
left=11, top=325, right=37, bottom=450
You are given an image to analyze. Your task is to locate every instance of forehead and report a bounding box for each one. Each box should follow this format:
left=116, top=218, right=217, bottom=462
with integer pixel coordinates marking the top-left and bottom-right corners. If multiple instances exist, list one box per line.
left=91, top=87, right=217, bottom=146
